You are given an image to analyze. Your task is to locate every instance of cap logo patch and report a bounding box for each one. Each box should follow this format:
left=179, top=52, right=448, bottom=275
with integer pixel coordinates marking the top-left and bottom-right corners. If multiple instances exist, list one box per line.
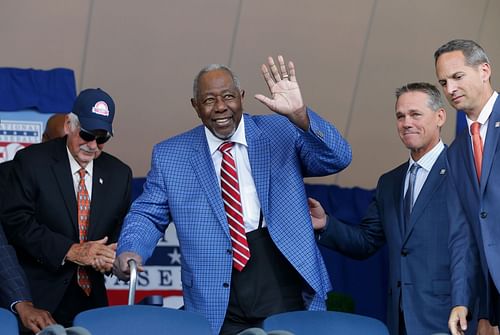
left=92, top=101, right=110, bottom=116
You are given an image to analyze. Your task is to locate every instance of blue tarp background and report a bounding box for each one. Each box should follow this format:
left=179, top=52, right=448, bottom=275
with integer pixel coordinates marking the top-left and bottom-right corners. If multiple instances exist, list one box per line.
left=0, top=68, right=76, bottom=113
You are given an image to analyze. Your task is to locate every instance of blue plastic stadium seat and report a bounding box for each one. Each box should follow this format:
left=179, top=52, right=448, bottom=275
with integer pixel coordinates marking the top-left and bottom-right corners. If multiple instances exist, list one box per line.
left=73, top=305, right=212, bottom=335
left=0, top=307, right=18, bottom=334
left=263, top=310, right=389, bottom=335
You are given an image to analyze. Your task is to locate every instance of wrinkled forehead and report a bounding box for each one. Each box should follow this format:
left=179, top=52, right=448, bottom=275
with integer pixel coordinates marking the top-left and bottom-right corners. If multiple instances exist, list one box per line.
left=396, top=91, right=432, bottom=111
left=197, top=70, right=238, bottom=95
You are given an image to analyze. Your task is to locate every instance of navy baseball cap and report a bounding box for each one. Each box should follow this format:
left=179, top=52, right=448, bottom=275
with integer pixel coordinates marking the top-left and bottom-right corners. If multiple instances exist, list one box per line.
left=72, top=88, right=115, bottom=135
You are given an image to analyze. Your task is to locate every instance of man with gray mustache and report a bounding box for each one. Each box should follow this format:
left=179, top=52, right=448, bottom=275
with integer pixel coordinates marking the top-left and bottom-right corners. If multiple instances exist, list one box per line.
left=1, top=88, right=132, bottom=331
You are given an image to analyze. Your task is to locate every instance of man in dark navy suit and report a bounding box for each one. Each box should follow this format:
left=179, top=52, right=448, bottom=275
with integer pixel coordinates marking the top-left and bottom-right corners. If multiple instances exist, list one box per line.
left=311, top=82, right=478, bottom=335
left=435, top=39, right=500, bottom=335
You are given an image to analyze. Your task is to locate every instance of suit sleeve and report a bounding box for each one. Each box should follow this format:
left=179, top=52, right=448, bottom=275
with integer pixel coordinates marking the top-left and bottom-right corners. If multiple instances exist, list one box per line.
left=318, top=187, right=386, bottom=259
left=0, top=223, right=31, bottom=307
left=296, top=108, right=352, bottom=176
left=447, top=175, right=481, bottom=314
left=117, top=144, right=169, bottom=262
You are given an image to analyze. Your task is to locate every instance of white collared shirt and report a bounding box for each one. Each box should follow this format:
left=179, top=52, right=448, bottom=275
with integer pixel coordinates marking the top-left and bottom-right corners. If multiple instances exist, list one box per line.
left=205, top=116, right=264, bottom=232
left=466, top=91, right=498, bottom=148
left=66, top=147, right=93, bottom=200
left=404, top=140, right=445, bottom=206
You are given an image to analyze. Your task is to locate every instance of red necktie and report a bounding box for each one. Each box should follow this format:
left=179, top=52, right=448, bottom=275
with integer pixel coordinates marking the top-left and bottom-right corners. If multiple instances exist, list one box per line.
left=77, top=169, right=92, bottom=296
left=471, top=122, right=483, bottom=182
left=219, top=142, right=250, bottom=271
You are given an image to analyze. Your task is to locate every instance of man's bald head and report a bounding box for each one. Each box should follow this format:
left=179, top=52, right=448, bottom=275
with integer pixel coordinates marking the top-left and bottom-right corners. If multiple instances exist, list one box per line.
left=42, top=114, right=67, bottom=142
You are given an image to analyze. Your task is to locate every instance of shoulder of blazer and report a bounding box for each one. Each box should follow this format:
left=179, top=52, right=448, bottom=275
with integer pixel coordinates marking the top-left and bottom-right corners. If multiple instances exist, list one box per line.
left=447, top=128, right=469, bottom=158
left=14, top=136, right=67, bottom=163
left=246, top=113, right=293, bottom=132
left=95, top=151, right=131, bottom=173
left=155, top=125, right=205, bottom=148
left=379, top=161, right=408, bottom=183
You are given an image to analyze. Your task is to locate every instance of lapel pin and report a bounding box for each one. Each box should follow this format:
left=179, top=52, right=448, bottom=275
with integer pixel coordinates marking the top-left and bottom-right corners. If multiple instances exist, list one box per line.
left=99, top=178, right=103, bottom=184
left=440, top=169, right=446, bottom=175
left=495, top=122, right=500, bottom=128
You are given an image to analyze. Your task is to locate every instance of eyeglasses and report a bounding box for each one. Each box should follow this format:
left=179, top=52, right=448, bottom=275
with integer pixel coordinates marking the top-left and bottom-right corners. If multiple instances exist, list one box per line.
left=79, top=128, right=112, bottom=144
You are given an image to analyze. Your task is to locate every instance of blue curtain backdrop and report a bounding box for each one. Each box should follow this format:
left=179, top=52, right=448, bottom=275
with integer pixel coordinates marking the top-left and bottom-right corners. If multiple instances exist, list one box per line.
left=0, top=68, right=76, bottom=113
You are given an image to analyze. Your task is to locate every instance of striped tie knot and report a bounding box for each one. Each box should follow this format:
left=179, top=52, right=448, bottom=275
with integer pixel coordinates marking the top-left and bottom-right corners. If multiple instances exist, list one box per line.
left=219, top=141, right=234, bottom=154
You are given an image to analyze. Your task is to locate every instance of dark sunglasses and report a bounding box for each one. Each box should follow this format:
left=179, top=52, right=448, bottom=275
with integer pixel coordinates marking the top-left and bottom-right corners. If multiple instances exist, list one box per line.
left=79, top=128, right=112, bottom=144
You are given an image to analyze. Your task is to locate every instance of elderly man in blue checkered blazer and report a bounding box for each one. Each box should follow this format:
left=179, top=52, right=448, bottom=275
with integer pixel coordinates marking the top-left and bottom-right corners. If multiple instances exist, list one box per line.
left=114, top=55, right=352, bottom=334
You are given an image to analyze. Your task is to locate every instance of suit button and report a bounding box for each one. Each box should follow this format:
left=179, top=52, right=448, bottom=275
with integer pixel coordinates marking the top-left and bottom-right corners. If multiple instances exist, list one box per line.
left=401, top=248, right=409, bottom=257
left=223, top=283, right=229, bottom=288
left=63, top=279, right=69, bottom=285
left=480, top=212, right=488, bottom=219
left=226, top=249, right=232, bottom=255
left=397, top=281, right=401, bottom=288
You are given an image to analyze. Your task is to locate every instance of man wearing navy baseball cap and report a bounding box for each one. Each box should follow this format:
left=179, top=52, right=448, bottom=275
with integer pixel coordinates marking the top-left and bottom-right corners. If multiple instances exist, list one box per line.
left=1, top=88, right=132, bottom=331
left=72, top=88, right=115, bottom=135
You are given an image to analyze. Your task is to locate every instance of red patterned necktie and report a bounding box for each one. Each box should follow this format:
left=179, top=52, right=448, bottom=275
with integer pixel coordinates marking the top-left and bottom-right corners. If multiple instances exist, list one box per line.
left=471, top=122, right=483, bottom=182
left=219, top=142, right=250, bottom=271
left=77, top=168, right=92, bottom=296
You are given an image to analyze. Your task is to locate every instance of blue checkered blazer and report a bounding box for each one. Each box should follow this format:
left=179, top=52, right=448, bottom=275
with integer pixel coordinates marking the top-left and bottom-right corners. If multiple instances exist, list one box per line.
left=0, top=161, right=31, bottom=308
left=0, top=223, right=31, bottom=309
left=117, top=109, right=352, bottom=334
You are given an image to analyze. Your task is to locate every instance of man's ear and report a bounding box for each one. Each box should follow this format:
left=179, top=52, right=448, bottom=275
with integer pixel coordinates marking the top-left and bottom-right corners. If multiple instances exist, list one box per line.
left=479, top=62, right=492, bottom=82
left=191, top=98, right=201, bottom=118
left=63, top=115, right=71, bottom=135
left=437, top=108, right=446, bottom=128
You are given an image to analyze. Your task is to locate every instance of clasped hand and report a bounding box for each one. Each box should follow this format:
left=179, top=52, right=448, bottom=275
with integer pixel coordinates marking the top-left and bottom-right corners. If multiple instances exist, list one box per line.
left=66, top=236, right=116, bottom=273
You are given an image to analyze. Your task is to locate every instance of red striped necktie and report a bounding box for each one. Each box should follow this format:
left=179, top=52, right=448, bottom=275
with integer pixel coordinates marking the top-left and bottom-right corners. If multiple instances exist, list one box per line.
left=219, top=142, right=250, bottom=271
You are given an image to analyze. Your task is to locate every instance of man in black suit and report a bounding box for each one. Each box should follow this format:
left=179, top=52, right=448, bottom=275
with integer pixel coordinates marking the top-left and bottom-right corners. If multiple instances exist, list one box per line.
left=1, top=88, right=132, bottom=329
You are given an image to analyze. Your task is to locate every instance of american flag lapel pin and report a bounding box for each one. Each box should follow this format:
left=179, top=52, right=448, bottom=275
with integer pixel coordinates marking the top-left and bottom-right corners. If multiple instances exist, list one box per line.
left=99, top=178, right=103, bottom=185
left=495, top=121, right=500, bottom=128
left=440, top=169, right=446, bottom=175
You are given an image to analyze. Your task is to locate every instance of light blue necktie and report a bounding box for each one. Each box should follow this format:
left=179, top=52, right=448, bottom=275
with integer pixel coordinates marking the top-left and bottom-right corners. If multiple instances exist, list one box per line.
left=403, top=163, right=420, bottom=231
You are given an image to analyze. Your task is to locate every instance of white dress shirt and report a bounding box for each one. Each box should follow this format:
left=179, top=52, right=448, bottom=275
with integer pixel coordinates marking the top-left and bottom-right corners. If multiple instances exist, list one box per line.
left=465, top=91, right=498, bottom=149
left=66, top=147, right=93, bottom=200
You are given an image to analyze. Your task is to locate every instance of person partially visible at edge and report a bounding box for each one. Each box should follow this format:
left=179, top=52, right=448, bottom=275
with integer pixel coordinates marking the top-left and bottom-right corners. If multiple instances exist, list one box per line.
left=42, top=114, right=67, bottom=142
left=434, top=39, right=500, bottom=335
